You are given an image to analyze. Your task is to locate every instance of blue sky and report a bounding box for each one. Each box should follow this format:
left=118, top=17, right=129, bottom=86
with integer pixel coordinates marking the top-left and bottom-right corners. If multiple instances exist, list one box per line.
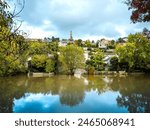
left=11, top=0, right=150, bottom=40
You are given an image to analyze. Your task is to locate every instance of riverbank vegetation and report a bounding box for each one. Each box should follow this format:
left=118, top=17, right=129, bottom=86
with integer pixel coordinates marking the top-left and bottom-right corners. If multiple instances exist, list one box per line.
left=0, top=0, right=28, bottom=76
left=115, top=33, right=150, bottom=73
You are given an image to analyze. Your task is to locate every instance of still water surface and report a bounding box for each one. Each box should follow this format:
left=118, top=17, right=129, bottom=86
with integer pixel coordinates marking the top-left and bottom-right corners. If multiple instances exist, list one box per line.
left=0, top=75, right=150, bottom=113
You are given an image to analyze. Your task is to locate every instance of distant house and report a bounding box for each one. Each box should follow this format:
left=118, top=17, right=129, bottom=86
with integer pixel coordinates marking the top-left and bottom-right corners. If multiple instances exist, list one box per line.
left=103, top=55, right=111, bottom=65
left=117, top=37, right=127, bottom=45
left=103, top=54, right=118, bottom=65
left=59, top=31, right=74, bottom=46
left=97, top=39, right=110, bottom=50
left=26, top=38, right=42, bottom=42
left=122, top=37, right=128, bottom=42
left=83, top=47, right=90, bottom=61
left=143, top=28, right=150, bottom=39
left=59, top=39, right=68, bottom=46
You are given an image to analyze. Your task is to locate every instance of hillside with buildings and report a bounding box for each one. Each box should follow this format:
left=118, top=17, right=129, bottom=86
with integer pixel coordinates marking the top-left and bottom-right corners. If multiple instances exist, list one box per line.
left=25, top=29, right=150, bottom=75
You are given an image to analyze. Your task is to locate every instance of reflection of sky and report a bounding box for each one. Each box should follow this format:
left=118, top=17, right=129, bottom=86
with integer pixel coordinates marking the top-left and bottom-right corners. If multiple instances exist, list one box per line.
left=13, top=91, right=128, bottom=113
left=82, top=91, right=128, bottom=113
left=13, top=93, right=61, bottom=113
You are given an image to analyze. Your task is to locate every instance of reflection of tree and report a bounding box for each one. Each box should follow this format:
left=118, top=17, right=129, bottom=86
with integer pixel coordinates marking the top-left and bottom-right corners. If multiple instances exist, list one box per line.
left=26, top=77, right=58, bottom=94
left=59, top=76, right=85, bottom=106
left=117, top=93, right=150, bottom=112
left=86, top=75, right=114, bottom=94
left=25, top=75, right=86, bottom=107
left=1, top=74, right=150, bottom=113
left=116, top=76, right=150, bottom=113
left=0, top=76, right=27, bottom=113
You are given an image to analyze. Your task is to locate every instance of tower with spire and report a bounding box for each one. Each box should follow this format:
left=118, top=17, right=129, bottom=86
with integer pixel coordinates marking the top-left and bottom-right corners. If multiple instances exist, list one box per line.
left=69, top=31, right=73, bottom=43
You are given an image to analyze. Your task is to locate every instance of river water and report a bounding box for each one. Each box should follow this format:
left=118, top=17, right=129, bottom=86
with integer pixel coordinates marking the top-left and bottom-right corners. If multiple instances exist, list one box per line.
left=0, top=75, right=150, bottom=113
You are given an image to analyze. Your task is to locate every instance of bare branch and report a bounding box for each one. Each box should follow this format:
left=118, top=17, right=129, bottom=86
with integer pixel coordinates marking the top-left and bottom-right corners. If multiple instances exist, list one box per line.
left=12, top=0, right=25, bottom=18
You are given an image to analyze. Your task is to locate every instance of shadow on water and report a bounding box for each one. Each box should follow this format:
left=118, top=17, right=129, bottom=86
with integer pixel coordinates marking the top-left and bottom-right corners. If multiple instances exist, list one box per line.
left=0, top=75, right=150, bottom=113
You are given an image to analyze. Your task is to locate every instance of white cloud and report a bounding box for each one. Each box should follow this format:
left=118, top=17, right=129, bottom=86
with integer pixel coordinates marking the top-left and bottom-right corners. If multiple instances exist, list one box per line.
left=20, top=22, right=58, bottom=39
left=43, top=20, right=51, bottom=25
left=115, top=26, right=127, bottom=37
left=17, top=0, right=149, bottom=40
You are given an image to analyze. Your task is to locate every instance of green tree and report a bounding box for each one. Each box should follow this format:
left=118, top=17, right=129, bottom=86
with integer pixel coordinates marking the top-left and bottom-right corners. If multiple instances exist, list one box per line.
left=0, top=0, right=28, bottom=76
left=0, top=33, right=28, bottom=77
left=145, top=44, right=150, bottom=72
left=83, top=40, right=92, bottom=48
left=47, top=42, right=59, bottom=74
left=28, top=41, right=58, bottom=73
left=32, top=54, right=55, bottom=72
left=128, top=33, right=150, bottom=72
left=45, top=59, right=55, bottom=73
left=128, top=33, right=149, bottom=45
left=108, top=40, right=116, bottom=49
left=59, top=45, right=85, bottom=75
left=32, top=54, right=48, bottom=71
left=74, top=39, right=83, bottom=46
left=29, top=41, right=48, bottom=55
left=47, top=42, right=59, bottom=54
left=86, top=49, right=104, bottom=71
left=110, top=56, right=119, bottom=71
left=116, top=43, right=136, bottom=71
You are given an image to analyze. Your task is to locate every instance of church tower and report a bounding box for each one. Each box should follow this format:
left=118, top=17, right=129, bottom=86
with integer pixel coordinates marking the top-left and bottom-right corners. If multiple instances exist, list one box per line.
left=70, top=31, right=73, bottom=43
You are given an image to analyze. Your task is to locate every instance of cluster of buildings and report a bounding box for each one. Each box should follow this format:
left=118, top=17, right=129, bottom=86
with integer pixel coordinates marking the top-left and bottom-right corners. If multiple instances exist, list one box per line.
left=26, top=29, right=150, bottom=72
left=27, top=31, right=126, bottom=67
left=27, top=31, right=119, bottom=49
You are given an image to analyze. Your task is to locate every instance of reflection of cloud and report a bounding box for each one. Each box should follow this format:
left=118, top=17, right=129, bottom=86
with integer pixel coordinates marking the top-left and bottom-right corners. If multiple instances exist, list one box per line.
left=83, top=91, right=128, bottom=112
left=102, top=76, right=113, bottom=84
left=84, top=78, right=89, bottom=86
left=12, top=91, right=128, bottom=113
left=13, top=93, right=60, bottom=113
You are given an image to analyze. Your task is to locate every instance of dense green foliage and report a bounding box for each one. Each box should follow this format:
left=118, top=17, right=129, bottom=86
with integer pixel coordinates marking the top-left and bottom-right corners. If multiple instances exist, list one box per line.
left=74, top=39, right=83, bottom=46
left=82, top=40, right=96, bottom=48
left=109, top=56, right=119, bottom=71
left=0, top=0, right=28, bottom=76
left=86, top=49, right=104, bottom=73
left=116, top=42, right=136, bottom=71
left=107, top=40, right=116, bottom=49
left=29, top=41, right=48, bottom=55
left=28, top=41, right=57, bottom=73
left=59, top=45, right=85, bottom=75
left=116, top=33, right=150, bottom=72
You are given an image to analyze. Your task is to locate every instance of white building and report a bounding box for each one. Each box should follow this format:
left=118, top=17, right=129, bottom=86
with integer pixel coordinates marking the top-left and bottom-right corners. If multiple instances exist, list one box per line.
left=59, top=39, right=68, bottom=46
left=59, top=31, right=74, bottom=46
left=103, top=54, right=118, bottom=65
left=97, top=39, right=110, bottom=50
left=83, top=47, right=90, bottom=61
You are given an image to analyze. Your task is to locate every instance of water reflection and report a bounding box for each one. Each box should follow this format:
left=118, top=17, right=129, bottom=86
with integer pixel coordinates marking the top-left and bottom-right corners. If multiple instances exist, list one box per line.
left=0, top=76, right=27, bottom=113
left=0, top=75, right=150, bottom=113
left=116, top=76, right=150, bottom=113
left=13, top=93, right=60, bottom=113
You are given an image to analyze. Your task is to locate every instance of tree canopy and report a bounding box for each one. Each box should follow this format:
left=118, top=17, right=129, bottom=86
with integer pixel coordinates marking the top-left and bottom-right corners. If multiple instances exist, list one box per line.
left=116, top=33, right=150, bottom=72
left=0, top=0, right=28, bottom=76
left=59, top=45, right=85, bottom=75
left=125, top=0, right=150, bottom=23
